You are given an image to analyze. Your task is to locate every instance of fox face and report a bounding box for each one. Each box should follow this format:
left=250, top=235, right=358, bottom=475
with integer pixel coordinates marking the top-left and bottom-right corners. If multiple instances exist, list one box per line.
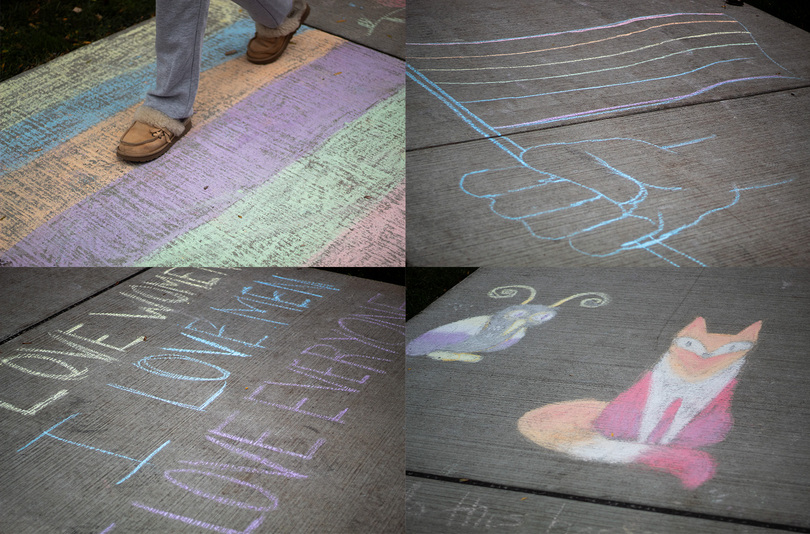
left=666, top=317, right=761, bottom=382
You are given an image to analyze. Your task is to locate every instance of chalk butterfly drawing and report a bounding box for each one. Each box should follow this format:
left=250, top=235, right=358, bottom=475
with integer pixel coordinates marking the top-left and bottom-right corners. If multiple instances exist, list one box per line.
left=406, top=286, right=610, bottom=362
left=518, top=317, right=761, bottom=488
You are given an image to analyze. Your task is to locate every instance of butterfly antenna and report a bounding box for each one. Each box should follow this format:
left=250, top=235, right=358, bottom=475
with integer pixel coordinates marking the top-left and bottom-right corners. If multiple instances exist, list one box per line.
left=489, top=285, right=537, bottom=305
left=550, top=292, right=611, bottom=308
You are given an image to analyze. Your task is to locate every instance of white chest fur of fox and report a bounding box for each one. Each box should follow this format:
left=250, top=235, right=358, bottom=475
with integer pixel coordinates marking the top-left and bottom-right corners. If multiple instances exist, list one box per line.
left=518, top=317, right=761, bottom=489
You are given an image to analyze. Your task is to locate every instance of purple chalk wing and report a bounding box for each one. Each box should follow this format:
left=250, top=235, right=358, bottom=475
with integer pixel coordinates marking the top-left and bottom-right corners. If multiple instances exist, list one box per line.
left=406, top=315, right=489, bottom=356
left=484, top=329, right=526, bottom=352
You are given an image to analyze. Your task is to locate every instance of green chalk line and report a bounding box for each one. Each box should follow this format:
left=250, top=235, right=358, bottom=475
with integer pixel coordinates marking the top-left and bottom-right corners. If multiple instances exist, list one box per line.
left=0, top=0, right=244, bottom=130
left=138, top=87, right=405, bottom=266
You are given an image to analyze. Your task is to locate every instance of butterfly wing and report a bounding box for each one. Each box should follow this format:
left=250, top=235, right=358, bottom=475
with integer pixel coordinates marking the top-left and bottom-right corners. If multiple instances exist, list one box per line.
left=406, top=315, right=490, bottom=356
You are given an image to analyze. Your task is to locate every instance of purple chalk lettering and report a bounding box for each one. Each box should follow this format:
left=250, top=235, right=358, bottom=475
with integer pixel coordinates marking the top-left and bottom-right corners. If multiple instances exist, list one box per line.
left=301, top=344, right=389, bottom=373
left=210, top=411, right=326, bottom=460
left=289, top=359, right=371, bottom=384
left=164, top=469, right=278, bottom=511
left=246, top=392, right=348, bottom=424
left=365, top=293, right=406, bottom=312
left=132, top=501, right=265, bottom=534
left=205, top=436, right=308, bottom=478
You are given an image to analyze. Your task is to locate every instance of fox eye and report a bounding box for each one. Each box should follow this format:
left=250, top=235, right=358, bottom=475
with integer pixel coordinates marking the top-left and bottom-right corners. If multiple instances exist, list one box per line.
left=712, top=341, right=754, bottom=355
left=674, top=337, right=707, bottom=355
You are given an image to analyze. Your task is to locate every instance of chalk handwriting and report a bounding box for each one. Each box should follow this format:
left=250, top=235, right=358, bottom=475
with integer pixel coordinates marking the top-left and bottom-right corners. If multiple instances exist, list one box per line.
left=357, top=7, right=404, bottom=37
left=17, top=413, right=171, bottom=485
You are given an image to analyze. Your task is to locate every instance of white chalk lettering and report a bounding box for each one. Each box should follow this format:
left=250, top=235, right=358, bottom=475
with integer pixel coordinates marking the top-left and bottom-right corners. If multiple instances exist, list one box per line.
left=0, top=388, right=68, bottom=416
left=1, top=353, right=87, bottom=380
left=90, top=291, right=174, bottom=319
left=58, top=323, right=143, bottom=353
left=129, top=284, right=192, bottom=304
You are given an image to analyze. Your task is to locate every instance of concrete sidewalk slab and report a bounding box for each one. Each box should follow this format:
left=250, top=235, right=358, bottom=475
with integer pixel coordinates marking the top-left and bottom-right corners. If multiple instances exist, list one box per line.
left=307, top=0, right=404, bottom=59
left=408, top=87, right=810, bottom=267
left=406, top=477, right=776, bottom=533
left=0, top=268, right=141, bottom=340
left=406, top=0, right=810, bottom=267
left=0, top=0, right=405, bottom=267
left=0, top=267, right=404, bottom=532
left=406, top=268, right=810, bottom=530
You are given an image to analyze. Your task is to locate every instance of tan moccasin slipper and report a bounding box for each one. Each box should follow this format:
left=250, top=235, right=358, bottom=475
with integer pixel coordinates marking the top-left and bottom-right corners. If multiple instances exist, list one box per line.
left=117, top=106, right=192, bottom=163
left=247, top=2, right=310, bottom=65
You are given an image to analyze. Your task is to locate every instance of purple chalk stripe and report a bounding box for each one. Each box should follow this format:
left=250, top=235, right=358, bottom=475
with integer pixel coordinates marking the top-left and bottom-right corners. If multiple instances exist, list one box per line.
left=4, top=43, right=404, bottom=266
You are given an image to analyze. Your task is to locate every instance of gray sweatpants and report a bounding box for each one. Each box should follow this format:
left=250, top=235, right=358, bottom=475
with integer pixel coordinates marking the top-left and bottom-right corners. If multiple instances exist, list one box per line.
left=143, top=0, right=294, bottom=120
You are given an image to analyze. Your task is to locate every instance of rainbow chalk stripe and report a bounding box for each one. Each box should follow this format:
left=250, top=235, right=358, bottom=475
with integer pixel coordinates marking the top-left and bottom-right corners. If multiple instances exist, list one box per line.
left=0, top=1, right=405, bottom=266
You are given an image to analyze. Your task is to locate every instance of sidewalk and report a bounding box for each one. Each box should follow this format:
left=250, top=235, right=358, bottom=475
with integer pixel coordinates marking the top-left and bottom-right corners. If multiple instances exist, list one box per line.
left=406, top=268, right=810, bottom=532
left=0, top=0, right=405, bottom=267
left=0, top=268, right=405, bottom=532
left=406, top=0, right=810, bottom=267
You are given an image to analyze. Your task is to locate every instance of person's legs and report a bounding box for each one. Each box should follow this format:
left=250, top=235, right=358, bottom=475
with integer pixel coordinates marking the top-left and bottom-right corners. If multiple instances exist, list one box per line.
left=143, top=0, right=211, bottom=121
left=117, top=0, right=208, bottom=162
left=117, top=0, right=308, bottom=162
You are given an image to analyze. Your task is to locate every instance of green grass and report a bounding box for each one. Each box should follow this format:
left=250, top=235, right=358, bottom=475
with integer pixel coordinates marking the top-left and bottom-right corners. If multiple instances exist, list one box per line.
left=1, top=0, right=155, bottom=81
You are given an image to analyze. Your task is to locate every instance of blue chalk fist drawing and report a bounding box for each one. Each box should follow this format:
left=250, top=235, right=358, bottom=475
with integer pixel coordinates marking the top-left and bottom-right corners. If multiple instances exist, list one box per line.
left=407, top=12, right=802, bottom=266
left=459, top=136, right=792, bottom=266
left=406, top=286, right=609, bottom=362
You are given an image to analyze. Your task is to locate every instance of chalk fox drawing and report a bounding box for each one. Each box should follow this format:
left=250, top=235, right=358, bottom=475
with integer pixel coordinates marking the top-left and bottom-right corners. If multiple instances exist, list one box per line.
left=518, top=317, right=761, bottom=488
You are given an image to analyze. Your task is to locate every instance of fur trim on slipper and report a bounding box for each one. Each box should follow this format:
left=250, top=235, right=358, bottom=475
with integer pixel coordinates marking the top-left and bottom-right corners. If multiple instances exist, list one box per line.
left=133, top=105, right=188, bottom=137
left=255, top=0, right=308, bottom=38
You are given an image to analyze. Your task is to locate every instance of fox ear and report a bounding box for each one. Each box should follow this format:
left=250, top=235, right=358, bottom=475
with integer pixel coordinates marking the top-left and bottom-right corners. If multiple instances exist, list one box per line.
left=681, top=317, right=707, bottom=334
left=737, top=320, right=762, bottom=341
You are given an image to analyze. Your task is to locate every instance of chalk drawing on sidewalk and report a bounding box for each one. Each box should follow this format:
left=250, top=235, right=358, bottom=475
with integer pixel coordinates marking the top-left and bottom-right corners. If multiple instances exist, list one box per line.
left=406, top=287, right=609, bottom=362
left=357, top=7, right=404, bottom=37
left=518, top=317, right=761, bottom=488
left=407, top=12, right=803, bottom=266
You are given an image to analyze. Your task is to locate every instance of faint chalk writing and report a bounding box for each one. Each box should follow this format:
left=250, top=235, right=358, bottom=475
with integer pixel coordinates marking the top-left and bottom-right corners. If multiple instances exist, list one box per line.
left=358, top=8, right=404, bottom=36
